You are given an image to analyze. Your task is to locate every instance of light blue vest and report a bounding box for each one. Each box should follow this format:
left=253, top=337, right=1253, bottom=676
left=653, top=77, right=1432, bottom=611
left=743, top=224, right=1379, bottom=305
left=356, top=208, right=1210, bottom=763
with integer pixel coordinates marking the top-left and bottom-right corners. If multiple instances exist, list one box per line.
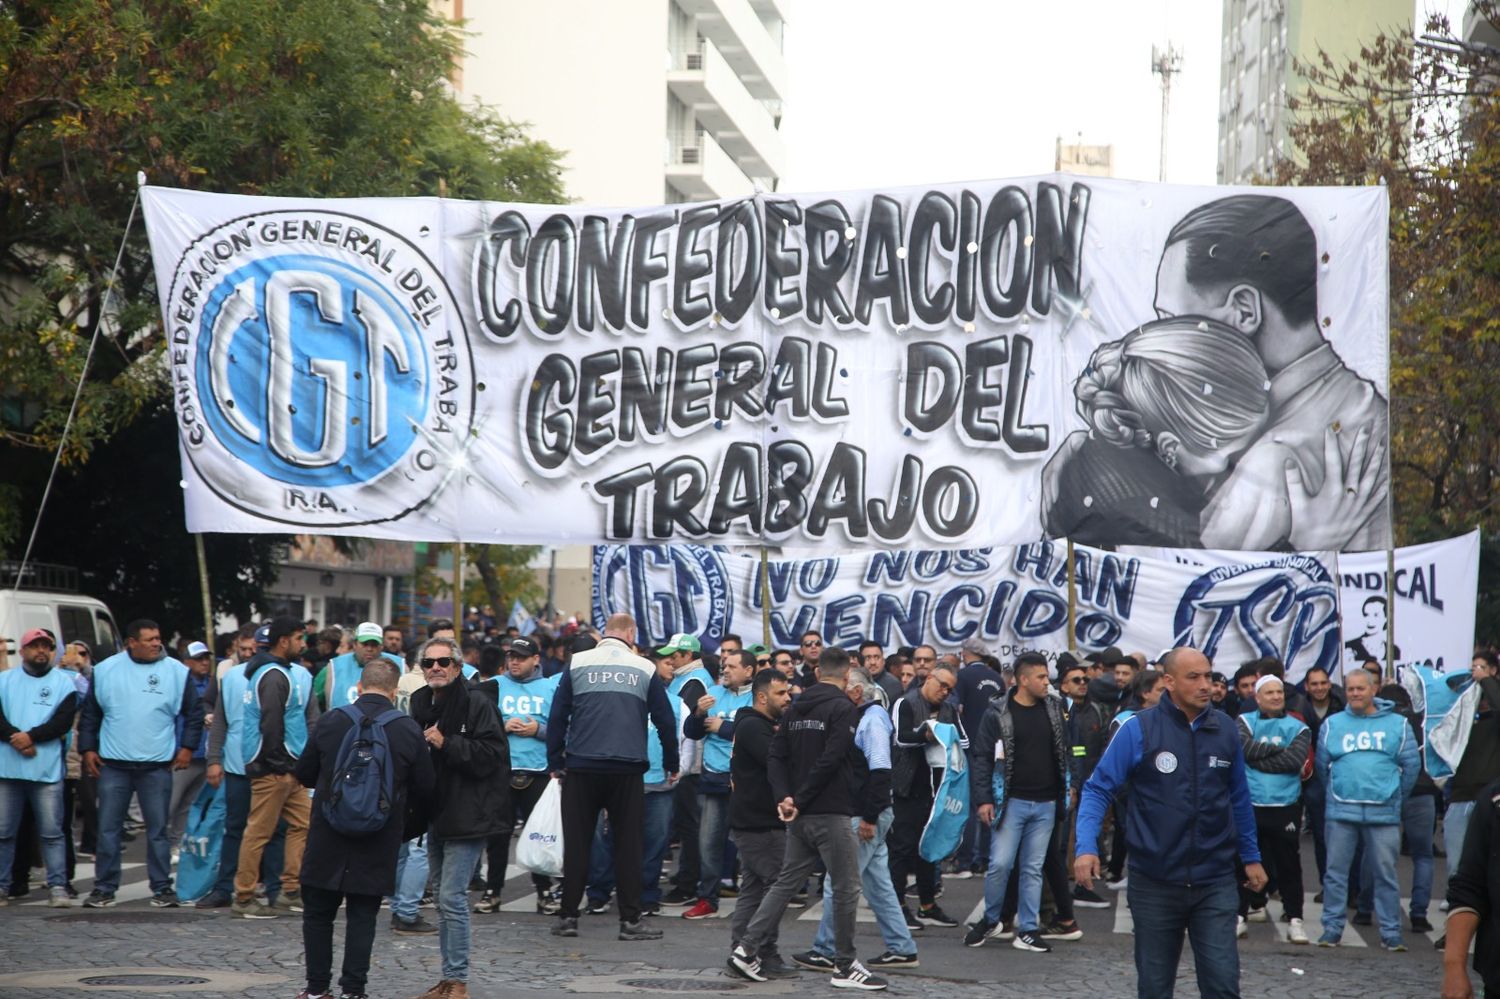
left=1239, top=710, right=1308, bottom=807
left=326, top=652, right=403, bottom=709
left=1322, top=702, right=1410, bottom=806
left=242, top=663, right=312, bottom=763
left=646, top=699, right=688, bottom=785
left=92, top=652, right=189, bottom=763
left=497, top=671, right=560, bottom=773
left=701, top=683, right=753, bottom=775
left=0, top=668, right=72, bottom=782
left=668, top=665, right=712, bottom=702
left=219, top=666, right=250, bottom=776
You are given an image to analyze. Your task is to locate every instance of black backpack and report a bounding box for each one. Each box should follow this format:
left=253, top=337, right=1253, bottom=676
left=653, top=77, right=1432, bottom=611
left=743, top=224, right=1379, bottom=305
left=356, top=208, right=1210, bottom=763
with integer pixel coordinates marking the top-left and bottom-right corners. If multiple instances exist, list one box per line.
left=322, top=704, right=405, bottom=837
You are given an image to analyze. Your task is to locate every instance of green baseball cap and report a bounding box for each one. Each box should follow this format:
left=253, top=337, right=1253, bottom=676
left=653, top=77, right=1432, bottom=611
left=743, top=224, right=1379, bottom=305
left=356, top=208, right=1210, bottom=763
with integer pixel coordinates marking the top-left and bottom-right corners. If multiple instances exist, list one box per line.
left=744, top=643, right=770, bottom=658
left=656, top=632, right=702, bottom=656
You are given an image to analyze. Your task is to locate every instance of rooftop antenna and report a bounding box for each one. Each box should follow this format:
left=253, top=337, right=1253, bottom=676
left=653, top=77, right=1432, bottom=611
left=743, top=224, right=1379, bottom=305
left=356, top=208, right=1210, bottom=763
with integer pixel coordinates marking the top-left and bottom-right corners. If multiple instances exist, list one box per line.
left=1151, top=42, right=1184, bottom=182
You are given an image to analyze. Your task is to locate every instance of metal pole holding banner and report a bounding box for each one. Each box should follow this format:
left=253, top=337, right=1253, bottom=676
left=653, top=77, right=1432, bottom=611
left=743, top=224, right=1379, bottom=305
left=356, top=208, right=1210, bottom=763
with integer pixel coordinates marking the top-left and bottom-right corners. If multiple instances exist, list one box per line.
left=1066, top=539, right=1077, bottom=649
left=195, top=533, right=213, bottom=653
left=759, top=547, right=773, bottom=649
left=1385, top=545, right=1397, bottom=683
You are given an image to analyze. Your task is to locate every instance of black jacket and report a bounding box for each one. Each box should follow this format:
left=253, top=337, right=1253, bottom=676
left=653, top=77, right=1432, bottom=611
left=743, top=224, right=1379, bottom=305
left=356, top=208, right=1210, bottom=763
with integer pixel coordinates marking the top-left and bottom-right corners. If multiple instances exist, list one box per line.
left=295, top=694, right=435, bottom=897
left=970, top=690, right=1071, bottom=808
left=729, top=705, right=780, bottom=831
left=1086, top=675, right=1126, bottom=718
left=767, top=681, right=862, bottom=816
left=1446, top=778, right=1500, bottom=990
left=1065, top=696, right=1110, bottom=787
left=410, top=679, right=509, bottom=841
left=891, top=686, right=966, bottom=799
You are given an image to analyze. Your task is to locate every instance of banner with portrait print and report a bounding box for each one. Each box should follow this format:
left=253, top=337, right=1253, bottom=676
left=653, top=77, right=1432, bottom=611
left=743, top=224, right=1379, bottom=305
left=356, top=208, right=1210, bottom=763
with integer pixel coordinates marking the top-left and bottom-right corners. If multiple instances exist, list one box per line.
left=142, top=180, right=1389, bottom=550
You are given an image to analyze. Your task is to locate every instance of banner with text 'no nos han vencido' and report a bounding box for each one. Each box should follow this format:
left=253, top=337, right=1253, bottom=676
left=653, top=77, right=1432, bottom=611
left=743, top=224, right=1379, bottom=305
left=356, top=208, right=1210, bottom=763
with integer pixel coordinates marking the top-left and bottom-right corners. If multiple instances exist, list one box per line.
left=142, top=180, right=1389, bottom=550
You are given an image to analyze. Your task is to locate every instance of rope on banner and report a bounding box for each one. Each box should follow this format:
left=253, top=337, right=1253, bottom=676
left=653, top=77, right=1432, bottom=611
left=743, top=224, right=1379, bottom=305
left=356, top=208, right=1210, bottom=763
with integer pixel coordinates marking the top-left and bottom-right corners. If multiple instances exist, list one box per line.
left=8, top=174, right=146, bottom=607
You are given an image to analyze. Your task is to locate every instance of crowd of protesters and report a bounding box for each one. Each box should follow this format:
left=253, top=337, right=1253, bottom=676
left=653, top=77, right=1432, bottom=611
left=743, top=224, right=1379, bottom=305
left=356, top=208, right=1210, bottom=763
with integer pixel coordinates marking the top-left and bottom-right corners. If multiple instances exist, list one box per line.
left=2, top=613, right=1499, bottom=997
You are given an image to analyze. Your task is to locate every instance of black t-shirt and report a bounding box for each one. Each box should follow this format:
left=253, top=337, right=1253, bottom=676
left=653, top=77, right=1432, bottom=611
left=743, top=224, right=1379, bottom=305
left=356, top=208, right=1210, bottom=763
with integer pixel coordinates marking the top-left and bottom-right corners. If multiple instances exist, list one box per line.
left=1006, top=698, right=1060, bottom=802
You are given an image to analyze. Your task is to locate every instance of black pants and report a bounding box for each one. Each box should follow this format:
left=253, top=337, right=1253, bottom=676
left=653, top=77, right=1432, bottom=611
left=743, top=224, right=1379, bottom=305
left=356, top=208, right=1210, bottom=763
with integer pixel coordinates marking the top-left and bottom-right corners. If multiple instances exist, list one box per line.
left=560, top=770, right=644, bottom=922
left=888, top=792, right=936, bottom=907
left=486, top=775, right=550, bottom=895
left=62, top=778, right=77, bottom=882
left=1106, top=797, right=1129, bottom=879
left=77, top=772, right=98, bottom=854
left=1239, top=803, right=1303, bottom=919
left=301, top=883, right=381, bottom=996
left=671, top=774, right=700, bottom=896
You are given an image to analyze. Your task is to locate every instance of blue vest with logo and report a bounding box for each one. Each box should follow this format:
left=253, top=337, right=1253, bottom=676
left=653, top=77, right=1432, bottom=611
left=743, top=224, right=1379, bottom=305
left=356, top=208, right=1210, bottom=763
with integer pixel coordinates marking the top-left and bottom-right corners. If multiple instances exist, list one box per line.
left=646, top=699, right=687, bottom=785
left=219, top=666, right=250, bottom=776
left=1239, top=710, right=1307, bottom=807
left=701, top=683, right=753, bottom=775
left=668, top=666, right=712, bottom=702
left=1126, top=698, right=1244, bottom=885
left=326, top=651, right=404, bottom=709
left=1321, top=701, right=1410, bottom=810
left=0, top=668, right=72, bottom=782
left=242, top=663, right=312, bottom=763
left=92, top=652, right=190, bottom=763
left=497, top=672, right=560, bottom=773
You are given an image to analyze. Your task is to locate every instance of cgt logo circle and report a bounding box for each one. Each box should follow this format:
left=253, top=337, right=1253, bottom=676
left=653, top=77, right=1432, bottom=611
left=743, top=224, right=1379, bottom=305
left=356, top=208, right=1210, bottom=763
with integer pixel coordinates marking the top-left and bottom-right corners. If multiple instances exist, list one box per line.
left=1171, top=555, right=1341, bottom=680
left=164, top=210, right=473, bottom=527
left=592, top=544, right=732, bottom=650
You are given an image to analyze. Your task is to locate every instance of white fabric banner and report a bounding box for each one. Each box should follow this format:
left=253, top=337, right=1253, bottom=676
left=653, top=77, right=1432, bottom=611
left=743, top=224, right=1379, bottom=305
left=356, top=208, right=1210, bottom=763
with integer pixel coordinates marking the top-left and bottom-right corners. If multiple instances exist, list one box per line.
left=591, top=541, right=1346, bottom=682
left=141, top=180, right=1390, bottom=550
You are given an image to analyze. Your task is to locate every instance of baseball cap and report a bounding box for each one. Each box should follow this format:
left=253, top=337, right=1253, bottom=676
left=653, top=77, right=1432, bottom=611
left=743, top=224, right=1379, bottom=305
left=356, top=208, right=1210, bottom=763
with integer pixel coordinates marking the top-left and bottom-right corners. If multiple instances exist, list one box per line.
left=253, top=623, right=271, bottom=648
left=20, top=628, right=56, bottom=648
left=354, top=621, right=383, bottom=644
left=508, top=636, right=540, bottom=657
left=656, top=632, right=702, bottom=656
left=745, top=642, right=769, bottom=658
left=186, top=641, right=211, bottom=658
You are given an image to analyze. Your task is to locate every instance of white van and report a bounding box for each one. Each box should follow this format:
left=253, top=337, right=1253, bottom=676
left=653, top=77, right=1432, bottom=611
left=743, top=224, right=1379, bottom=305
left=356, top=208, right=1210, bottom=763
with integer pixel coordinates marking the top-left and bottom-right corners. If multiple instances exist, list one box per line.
left=0, top=562, right=122, bottom=661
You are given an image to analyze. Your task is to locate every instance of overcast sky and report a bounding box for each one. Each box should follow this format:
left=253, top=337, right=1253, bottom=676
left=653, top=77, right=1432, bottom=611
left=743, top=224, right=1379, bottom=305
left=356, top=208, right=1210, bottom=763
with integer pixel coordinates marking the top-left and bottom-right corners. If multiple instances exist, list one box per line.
left=778, top=0, right=1467, bottom=192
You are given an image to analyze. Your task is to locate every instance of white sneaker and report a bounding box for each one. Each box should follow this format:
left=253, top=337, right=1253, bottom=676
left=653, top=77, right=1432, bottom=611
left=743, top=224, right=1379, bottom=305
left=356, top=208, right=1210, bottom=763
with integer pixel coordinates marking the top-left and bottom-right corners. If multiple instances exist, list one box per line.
left=1439, top=900, right=1450, bottom=912
left=1235, top=916, right=1247, bottom=939
left=48, top=886, right=72, bottom=908
left=1246, top=906, right=1268, bottom=922
left=1105, top=875, right=1128, bottom=891
left=1287, top=917, right=1309, bottom=944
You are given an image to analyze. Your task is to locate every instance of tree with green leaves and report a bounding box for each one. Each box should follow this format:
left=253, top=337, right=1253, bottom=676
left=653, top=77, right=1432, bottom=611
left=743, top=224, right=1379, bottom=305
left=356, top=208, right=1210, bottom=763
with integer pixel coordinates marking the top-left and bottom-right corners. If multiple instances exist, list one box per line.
left=1278, top=3, right=1500, bottom=637
left=0, top=0, right=565, bottom=639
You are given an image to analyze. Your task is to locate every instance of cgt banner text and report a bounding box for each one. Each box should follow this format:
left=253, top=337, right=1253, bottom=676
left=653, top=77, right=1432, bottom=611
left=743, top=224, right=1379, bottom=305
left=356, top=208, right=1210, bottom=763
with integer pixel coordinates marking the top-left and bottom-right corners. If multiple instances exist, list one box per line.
left=593, top=533, right=1478, bottom=685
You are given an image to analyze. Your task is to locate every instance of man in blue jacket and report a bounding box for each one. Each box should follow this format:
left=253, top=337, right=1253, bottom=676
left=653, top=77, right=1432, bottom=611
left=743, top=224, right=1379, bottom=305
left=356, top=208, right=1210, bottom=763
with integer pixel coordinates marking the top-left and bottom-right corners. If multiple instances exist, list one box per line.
left=1315, top=667, right=1419, bottom=950
left=1075, top=647, right=1265, bottom=999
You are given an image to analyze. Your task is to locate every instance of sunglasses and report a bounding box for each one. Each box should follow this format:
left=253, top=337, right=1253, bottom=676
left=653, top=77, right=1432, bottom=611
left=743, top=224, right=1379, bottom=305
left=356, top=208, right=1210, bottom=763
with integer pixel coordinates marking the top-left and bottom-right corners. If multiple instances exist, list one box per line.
left=931, top=679, right=954, bottom=694
left=420, top=656, right=455, bottom=669
left=756, top=657, right=771, bottom=665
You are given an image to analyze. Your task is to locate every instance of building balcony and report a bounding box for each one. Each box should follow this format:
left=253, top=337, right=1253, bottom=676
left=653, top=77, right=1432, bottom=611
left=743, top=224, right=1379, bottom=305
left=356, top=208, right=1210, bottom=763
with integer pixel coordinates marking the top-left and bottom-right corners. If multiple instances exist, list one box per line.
left=666, top=129, right=755, bottom=202
left=675, top=0, right=788, bottom=102
left=669, top=38, right=786, bottom=182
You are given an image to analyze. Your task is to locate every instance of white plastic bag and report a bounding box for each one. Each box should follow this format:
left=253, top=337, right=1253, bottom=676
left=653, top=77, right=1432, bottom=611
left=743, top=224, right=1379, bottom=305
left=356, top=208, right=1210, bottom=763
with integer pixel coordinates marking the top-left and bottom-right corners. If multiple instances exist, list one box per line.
left=515, top=777, right=565, bottom=877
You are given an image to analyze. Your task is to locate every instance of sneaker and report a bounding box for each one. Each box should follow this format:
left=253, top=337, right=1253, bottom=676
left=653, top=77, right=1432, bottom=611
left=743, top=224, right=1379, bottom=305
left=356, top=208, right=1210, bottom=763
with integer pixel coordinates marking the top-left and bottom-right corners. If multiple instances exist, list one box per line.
left=586, top=896, right=612, bottom=916
left=1236, top=916, right=1247, bottom=939
left=901, top=905, right=922, bottom=931
left=338, top=993, right=368, bottom=999
left=1105, top=875, right=1128, bottom=891
left=718, top=880, right=739, bottom=898
left=271, top=891, right=303, bottom=913
left=82, top=890, right=115, bottom=908
left=1313, top=891, right=1324, bottom=904
left=473, top=891, right=501, bottom=913
left=868, top=951, right=919, bottom=968
left=195, top=889, right=232, bottom=909
left=390, top=914, right=437, bottom=934
left=682, top=899, right=717, bottom=919
left=640, top=902, right=661, bottom=917
left=294, top=991, right=329, bottom=999
left=948, top=867, right=974, bottom=880
left=728, top=944, right=766, bottom=983
left=1287, top=917, right=1309, bottom=944
left=64, top=883, right=78, bottom=899
left=757, top=953, right=800, bottom=980
left=830, top=959, right=887, bottom=991
left=1013, top=930, right=1052, bottom=953
left=1316, top=933, right=1340, bottom=947
left=1040, top=919, right=1082, bottom=941
left=536, top=891, right=561, bottom=916
left=660, top=888, right=694, bottom=907
left=618, top=920, right=663, bottom=941
left=1381, top=939, right=1408, bottom=952
left=1071, top=884, right=1110, bottom=908
left=150, top=890, right=181, bottom=908
left=233, top=898, right=278, bottom=919
left=48, top=886, right=72, bottom=908
left=792, top=951, right=837, bottom=972
left=786, top=889, right=809, bottom=909
left=1246, top=905, right=1268, bottom=922
left=1411, top=914, right=1433, bottom=933
left=550, top=916, right=578, bottom=937
left=964, top=919, right=997, bottom=948
left=418, top=890, right=435, bottom=908
left=1353, top=911, right=1373, bottom=926
left=916, top=904, right=958, bottom=927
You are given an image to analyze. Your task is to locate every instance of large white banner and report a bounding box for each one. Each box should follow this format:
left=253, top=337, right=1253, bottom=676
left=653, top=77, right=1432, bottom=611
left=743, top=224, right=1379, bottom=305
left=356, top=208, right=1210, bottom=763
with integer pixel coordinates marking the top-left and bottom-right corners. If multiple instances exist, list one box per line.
left=591, top=541, right=1347, bottom=682
left=142, top=180, right=1390, bottom=550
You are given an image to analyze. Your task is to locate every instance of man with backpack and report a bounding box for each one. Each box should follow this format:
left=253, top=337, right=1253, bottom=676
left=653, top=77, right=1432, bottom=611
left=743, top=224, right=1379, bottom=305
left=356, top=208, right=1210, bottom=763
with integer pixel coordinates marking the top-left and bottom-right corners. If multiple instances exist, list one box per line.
left=294, top=658, right=433, bottom=999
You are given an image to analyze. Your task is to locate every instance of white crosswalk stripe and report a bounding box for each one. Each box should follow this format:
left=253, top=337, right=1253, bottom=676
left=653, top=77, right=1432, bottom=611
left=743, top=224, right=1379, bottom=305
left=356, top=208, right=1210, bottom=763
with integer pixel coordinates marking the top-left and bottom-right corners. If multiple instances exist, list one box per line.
left=21, top=862, right=145, bottom=907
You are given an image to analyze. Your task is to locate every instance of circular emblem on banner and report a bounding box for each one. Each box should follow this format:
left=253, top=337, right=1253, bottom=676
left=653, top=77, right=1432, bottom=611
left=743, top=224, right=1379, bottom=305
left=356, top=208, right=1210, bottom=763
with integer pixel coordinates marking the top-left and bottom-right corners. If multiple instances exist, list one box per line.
left=1154, top=751, right=1178, bottom=774
left=593, top=544, right=733, bottom=649
left=163, top=210, right=474, bottom=527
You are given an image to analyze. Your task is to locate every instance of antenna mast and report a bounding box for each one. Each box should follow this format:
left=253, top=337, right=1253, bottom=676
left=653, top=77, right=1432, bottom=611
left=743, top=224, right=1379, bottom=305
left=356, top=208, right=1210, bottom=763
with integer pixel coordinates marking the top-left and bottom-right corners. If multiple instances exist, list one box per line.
left=1151, top=42, right=1184, bottom=182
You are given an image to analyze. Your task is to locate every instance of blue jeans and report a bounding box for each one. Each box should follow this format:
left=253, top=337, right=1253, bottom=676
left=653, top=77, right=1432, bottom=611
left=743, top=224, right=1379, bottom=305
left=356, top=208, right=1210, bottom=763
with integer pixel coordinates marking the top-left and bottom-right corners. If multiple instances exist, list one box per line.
left=96, top=764, right=174, bottom=894
left=0, top=779, right=66, bottom=891
left=980, top=797, right=1055, bottom=931
left=216, top=773, right=285, bottom=899
left=1323, top=819, right=1401, bottom=945
left=428, top=836, right=485, bottom=982
left=812, top=809, right=917, bottom=958
left=1444, top=799, right=1475, bottom=874
left=696, top=791, right=731, bottom=904
left=588, top=792, right=676, bottom=906
left=1127, top=871, right=1240, bottom=999
left=391, top=836, right=428, bottom=922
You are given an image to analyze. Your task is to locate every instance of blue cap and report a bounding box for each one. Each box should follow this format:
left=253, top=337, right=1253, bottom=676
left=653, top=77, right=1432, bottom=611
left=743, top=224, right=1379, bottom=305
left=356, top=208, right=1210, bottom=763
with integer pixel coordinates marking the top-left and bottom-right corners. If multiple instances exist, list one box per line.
left=253, top=623, right=271, bottom=649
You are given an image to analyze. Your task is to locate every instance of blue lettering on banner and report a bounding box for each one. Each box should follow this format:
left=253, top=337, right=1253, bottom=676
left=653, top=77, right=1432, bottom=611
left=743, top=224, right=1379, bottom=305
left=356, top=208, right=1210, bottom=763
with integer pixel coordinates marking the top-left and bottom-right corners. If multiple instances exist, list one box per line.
left=1173, top=555, right=1341, bottom=678
left=591, top=544, right=732, bottom=649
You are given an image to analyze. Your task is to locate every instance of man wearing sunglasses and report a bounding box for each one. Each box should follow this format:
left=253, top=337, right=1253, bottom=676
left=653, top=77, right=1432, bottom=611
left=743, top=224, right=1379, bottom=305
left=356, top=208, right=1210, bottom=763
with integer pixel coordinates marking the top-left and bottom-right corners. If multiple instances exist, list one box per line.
left=1057, top=655, right=1111, bottom=910
left=889, top=661, right=966, bottom=931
